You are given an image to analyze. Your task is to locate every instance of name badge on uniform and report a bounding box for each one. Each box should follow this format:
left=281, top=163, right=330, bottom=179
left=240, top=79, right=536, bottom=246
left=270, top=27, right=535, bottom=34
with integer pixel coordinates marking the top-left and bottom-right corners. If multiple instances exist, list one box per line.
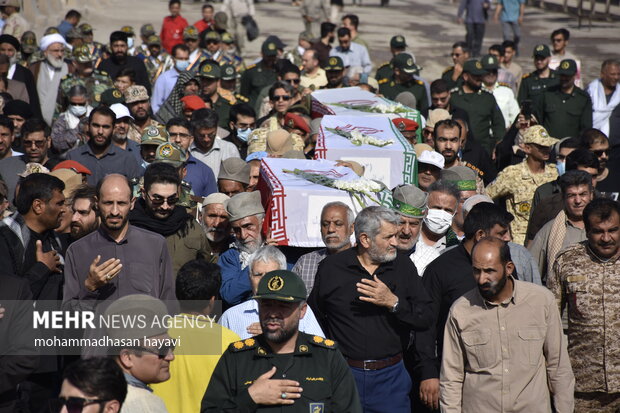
left=309, top=403, right=324, bottom=413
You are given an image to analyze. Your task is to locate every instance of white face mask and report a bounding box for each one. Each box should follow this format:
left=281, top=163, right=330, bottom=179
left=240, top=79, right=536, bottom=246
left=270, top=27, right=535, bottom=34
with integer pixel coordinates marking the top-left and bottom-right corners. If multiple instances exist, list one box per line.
left=423, top=208, right=454, bottom=235
left=69, top=104, right=87, bottom=117
left=127, top=37, right=135, bottom=49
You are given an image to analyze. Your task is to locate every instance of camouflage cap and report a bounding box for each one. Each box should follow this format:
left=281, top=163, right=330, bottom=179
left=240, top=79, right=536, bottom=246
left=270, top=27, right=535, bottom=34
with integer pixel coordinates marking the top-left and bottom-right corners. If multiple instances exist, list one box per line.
left=198, top=61, right=221, bottom=79
left=214, top=12, right=228, bottom=30
left=324, top=56, right=344, bottom=71
left=261, top=40, right=278, bottom=57
left=78, top=23, right=93, bottom=34
left=254, top=270, right=307, bottom=302
left=147, top=35, right=161, bottom=46
left=220, top=63, right=236, bottom=80
left=462, top=59, right=487, bottom=76
left=205, top=31, right=221, bottom=42
left=392, top=184, right=427, bottom=218
left=66, top=28, right=83, bottom=40
left=120, top=26, right=135, bottom=36
left=183, top=26, right=199, bottom=40
left=392, top=53, right=418, bottom=74
left=18, top=163, right=49, bottom=178
left=556, top=59, right=577, bottom=76
left=298, top=31, right=313, bottom=42
left=221, top=32, right=234, bottom=44
left=480, top=54, right=499, bottom=70
left=72, top=44, right=95, bottom=63
left=532, top=44, right=551, bottom=58
left=140, top=23, right=156, bottom=37
left=20, top=31, right=37, bottom=54
left=522, top=125, right=559, bottom=147
left=100, top=88, right=125, bottom=105
left=154, top=142, right=187, bottom=167
left=390, top=35, right=407, bottom=49
left=124, top=85, right=149, bottom=103
left=140, top=126, right=169, bottom=146
left=44, top=27, right=60, bottom=35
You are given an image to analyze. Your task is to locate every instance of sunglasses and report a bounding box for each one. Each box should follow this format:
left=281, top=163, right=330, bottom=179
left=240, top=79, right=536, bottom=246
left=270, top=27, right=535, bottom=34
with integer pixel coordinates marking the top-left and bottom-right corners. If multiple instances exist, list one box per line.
left=285, top=78, right=301, bottom=85
left=592, top=149, right=610, bottom=157
left=146, top=192, right=179, bottom=207
left=23, top=140, right=47, bottom=148
left=133, top=344, right=175, bottom=358
left=273, top=95, right=291, bottom=101
left=49, top=397, right=108, bottom=413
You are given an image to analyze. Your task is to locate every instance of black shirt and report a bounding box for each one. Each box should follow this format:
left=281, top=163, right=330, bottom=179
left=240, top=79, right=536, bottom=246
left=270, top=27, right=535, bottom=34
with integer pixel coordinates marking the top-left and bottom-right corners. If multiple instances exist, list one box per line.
left=308, top=248, right=433, bottom=361
left=461, top=137, right=497, bottom=185
left=98, top=55, right=151, bottom=94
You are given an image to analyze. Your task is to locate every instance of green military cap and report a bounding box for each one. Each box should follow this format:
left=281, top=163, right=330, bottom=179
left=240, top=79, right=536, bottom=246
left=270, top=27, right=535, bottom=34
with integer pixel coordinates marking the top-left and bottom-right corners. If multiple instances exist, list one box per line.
left=44, top=27, right=60, bottom=35
left=100, top=88, right=125, bottom=105
left=324, top=56, right=344, bottom=71
left=480, top=54, right=499, bottom=70
left=261, top=40, right=278, bottom=57
left=298, top=31, right=313, bottom=42
left=390, top=35, right=407, bottom=49
left=392, top=184, right=427, bottom=218
left=205, top=31, right=221, bottom=42
left=147, top=35, right=161, bottom=46
left=66, top=28, right=83, bottom=40
left=522, top=125, right=559, bottom=147
left=392, top=53, right=419, bottom=74
left=556, top=59, right=577, bottom=76
left=183, top=26, right=199, bottom=40
left=154, top=142, right=187, bottom=167
left=442, top=166, right=478, bottom=191
left=140, top=126, right=169, bottom=146
left=532, top=44, right=551, bottom=58
left=221, top=32, right=234, bottom=44
left=462, top=59, right=487, bottom=76
left=220, top=63, right=236, bottom=80
left=254, top=270, right=307, bottom=302
left=140, top=23, right=155, bottom=37
left=20, top=31, right=37, bottom=54
left=78, top=23, right=93, bottom=34
left=121, top=26, right=135, bottom=36
left=72, top=44, right=95, bottom=63
left=198, top=61, right=221, bottom=79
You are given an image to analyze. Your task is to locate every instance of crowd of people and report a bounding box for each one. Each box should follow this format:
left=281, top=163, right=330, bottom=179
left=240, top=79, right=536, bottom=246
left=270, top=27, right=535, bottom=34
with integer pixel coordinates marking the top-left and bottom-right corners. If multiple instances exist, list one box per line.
left=0, top=0, right=618, bottom=412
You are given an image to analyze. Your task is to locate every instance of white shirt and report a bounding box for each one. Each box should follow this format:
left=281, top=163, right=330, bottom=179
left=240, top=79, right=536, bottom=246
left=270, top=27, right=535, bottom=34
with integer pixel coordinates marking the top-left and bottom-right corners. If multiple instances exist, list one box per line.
left=484, top=82, right=520, bottom=128
left=189, top=138, right=240, bottom=177
left=411, top=233, right=447, bottom=276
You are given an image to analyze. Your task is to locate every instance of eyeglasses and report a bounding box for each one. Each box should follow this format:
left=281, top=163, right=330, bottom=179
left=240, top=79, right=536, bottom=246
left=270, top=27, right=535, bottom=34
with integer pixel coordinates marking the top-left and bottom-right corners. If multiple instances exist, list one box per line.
left=133, top=344, right=175, bottom=359
left=285, top=78, right=300, bottom=85
left=49, top=396, right=108, bottom=413
left=592, top=149, right=610, bottom=157
left=169, top=132, right=191, bottom=139
left=23, top=140, right=47, bottom=148
left=146, top=192, right=179, bottom=207
left=273, top=95, right=291, bottom=101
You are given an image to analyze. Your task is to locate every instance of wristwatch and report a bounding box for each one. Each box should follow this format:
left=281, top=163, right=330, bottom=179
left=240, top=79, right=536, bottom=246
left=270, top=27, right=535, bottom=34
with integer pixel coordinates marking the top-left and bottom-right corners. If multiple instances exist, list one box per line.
left=390, top=300, right=399, bottom=313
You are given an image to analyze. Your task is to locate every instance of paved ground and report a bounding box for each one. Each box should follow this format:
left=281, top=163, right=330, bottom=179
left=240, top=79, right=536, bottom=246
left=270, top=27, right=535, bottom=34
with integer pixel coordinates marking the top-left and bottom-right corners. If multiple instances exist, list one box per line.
left=37, top=0, right=618, bottom=85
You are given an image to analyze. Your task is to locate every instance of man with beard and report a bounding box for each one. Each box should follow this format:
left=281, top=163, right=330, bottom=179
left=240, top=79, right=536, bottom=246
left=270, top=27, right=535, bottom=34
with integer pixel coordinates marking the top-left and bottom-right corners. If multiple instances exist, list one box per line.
left=535, top=59, right=592, bottom=140
left=292, top=202, right=354, bottom=292
left=98, top=31, right=150, bottom=93
left=0, top=34, right=41, bottom=116
left=312, top=22, right=336, bottom=68
left=529, top=170, right=593, bottom=283
left=68, top=184, right=98, bottom=241
left=125, top=85, right=165, bottom=143
left=0, top=118, right=60, bottom=203
left=579, top=128, right=618, bottom=199
left=129, top=162, right=214, bottom=274
left=66, top=106, right=142, bottom=186
left=392, top=185, right=427, bottom=254
left=309, top=206, right=432, bottom=412
left=517, top=44, right=559, bottom=104
left=63, top=174, right=175, bottom=312
left=450, top=59, right=505, bottom=154
left=204, top=269, right=360, bottom=412
left=200, top=193, right=232, bottom=256
left=441, top=237, right=574, bottom=412
left=433, top=119, right=462, bottom=169
left=189, top=109, right=239, bottom=177
left=548, top=198, right=620, bottom=412
left=218, top=191, right=269, bottom=307
left=109, top=103, right=141, bottom=164
left=29, top=34, right=69, bottom=126
left=322, top=56, right=345, bottom=89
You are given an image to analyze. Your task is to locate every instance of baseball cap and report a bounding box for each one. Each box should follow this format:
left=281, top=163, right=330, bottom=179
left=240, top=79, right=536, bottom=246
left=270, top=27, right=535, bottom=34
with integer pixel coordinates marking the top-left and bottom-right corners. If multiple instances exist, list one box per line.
left=220, top=64, right=236, bottom=81
left=221, top=32, right=234, bottom=44
left=532, top=44, right=551, bottom=58
left=198, top=61, right=221, bottom=79
left=417, top=150, right=445, bottom=169
left=72, top=44, right=95, bottom=63
left=140, top=126, right=168, bottom=146
left=110, top=103, right=134, bottom=121
left=124, top=85, right=149, bottom=104
left=462, top=59, right=487, bottom=76
left=205, top=31, right=221, bottom=42
left=392, top=184, right=427, bottom=218
left=147, top=35, right=161, bottom=46
left=140, top=23, right=155, bottom=37
left=390, top=35, right=407, bottom=49
left=480, top=54, right=499, bottom=70
left=392, top=53, right=418, bottom=74
left=78, top=23, right=93, bottom=35
left=522, top=125, right=559, bottom=147
left=556, top=59, right=577, bottom=76
left=253, top=270, right=307, bottom=302
left=324, top=56, right=344, bottom=71
left=425, top=109, right=452, bottom=130
left=261, top=40, right=278, bottom=57
left=120, top=26, right=135, bottom=36
left=183, top=26, right=199, bottom=40
left=100, top=88, right=125, bottom=105
left=153, top=142, right=187, bottom=167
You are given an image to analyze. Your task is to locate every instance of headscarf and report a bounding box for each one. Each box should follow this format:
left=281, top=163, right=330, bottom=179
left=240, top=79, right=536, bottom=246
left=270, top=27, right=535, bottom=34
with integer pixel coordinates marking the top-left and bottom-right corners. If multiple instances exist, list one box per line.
left=154, top=71, right=198, bottom=124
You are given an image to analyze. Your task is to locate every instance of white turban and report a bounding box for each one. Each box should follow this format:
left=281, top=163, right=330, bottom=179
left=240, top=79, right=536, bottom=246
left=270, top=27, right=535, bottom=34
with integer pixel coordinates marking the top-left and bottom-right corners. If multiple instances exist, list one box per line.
left=39, top=34, right=67, bottom=51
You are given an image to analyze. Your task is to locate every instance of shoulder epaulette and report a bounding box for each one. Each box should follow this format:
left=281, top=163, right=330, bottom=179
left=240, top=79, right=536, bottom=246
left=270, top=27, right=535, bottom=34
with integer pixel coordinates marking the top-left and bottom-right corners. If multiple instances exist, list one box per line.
left=378, top=78, right=389, bottom=85
left=229, top=338, right=258, bottom=352
left=246, top=64, right=257, bottom=70
left=96, top=70, right=109, bottom=76
left=60, top=74, right=70, bottom=81
left=235, top=93, right=249, bottom=103
left=220, top=93, right=233, bottom=104
left=309, top=335, right=337, bottom=349
left=378, top=61, right=390, bottom=68
left=416, top=79, right=423, bottom=85
left=498, top=82, right=510, bottom=87
left=449, top=87, right=459, bottom=93
left=522, top=73, right=531, bottom=79
left=443, top=66, right=454, bottom=74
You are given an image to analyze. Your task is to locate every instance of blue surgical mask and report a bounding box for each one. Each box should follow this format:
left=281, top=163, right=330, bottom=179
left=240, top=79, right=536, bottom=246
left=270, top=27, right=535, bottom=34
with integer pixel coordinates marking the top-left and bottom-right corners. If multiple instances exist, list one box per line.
left=556, top=161, right=565, bottom=176
left=237, top=127, right=252, bottom=142
left=127, top=37, right=134, bottom=49
left=175, top=60, right=190, bottom=72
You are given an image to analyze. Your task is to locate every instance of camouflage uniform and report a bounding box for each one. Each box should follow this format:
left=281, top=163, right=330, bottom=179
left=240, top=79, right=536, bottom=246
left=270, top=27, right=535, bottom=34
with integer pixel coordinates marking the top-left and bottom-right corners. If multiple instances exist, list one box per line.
left=128, top=119, right=165, bottom=144
left=548, top=242, right=620, bottom=412
left=486, top=160, right=557, bottom=245
left=56, top=45, right=113, bottom=117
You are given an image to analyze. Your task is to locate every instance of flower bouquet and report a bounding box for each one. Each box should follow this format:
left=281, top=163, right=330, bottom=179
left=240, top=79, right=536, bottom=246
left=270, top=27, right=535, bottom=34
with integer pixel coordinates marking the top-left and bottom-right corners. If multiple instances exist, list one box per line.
left=325, top=127, right=394, bottom=147
left=328, top=101, right=410, bottom=114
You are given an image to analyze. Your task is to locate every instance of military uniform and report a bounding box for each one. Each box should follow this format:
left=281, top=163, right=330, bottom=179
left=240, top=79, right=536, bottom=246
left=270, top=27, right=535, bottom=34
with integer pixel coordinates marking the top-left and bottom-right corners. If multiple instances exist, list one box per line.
left=548, top=242, right=620, bottom=412
left=375, top=61, right=393, bottom=84
left=128, top=119, right=165, bottom=144
left=239, top=61, right=277, bottom=111
left=379, top=78, right=428, bottom=113
left=441, top=66, right=463, bottom=89
left=517, top=70, right=560, bottom=104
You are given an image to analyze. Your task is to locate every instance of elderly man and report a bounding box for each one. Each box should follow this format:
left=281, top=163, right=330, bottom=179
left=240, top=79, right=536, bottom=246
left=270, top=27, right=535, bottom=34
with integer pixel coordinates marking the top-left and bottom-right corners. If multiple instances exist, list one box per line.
left=392, top=184, right=427, bottom=254
left=200, top=193, right=232, bottom=256
left=29, top=33, right=69, bottom=125
left=110, top=103, right=141, bottom=164
left=309, top=206, right=433, bottom=413
left=588, top=59, right=620, bottom=137
left=218, top=191, right=269, bottom=306
left=300, top=49, right=327, bottom=90
left=441, top=237, right=574, bottom=413
left=293, top=201, right=355, bottom=293
left=189, top=109, right=240, bottom=177
left=220, top=246, right=323, bottom=339
left=417, top=148, right=445, bottom=192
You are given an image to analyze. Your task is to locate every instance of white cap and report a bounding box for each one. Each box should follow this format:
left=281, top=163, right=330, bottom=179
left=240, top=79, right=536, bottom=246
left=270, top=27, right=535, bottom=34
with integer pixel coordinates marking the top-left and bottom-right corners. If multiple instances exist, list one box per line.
left=418, top=150, right=445, bottom=169
left=110, top=103, right=134, bottom=121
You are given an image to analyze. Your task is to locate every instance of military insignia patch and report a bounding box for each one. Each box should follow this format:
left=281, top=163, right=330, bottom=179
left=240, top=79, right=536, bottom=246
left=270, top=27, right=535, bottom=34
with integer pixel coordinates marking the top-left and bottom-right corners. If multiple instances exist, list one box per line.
left=561, top=61, right=570, bottom=69
left=324, top=339, right=335, bottom=347
left=329, top=57, right=338, bottom=66
left=244, top=338, right=255, bottom=346
left=225, top=67, right=234, bottom=75
left=147, top=127, right=159, bottom=137
left=407, top=58, right=413, bottom=66
left=113, top=90, right=122, bottom=98
left=396, top=36, right=404, bottom=42
left=309, top=403, right=324, bottom=413
left=299, top=344, right=309, bottom=352
left=233, top=341, right=244, bottom=350
left=475, top=61, right=483, bottom=69
left=536, top=45, right=544, bottom=51
left=267, top=276, right=284, bottom=291
left=517, top=201, right=531, bottom=214
left=268, top=42, right=276, bottom=50
left=158, top=143, right=173, bottom=157
left=203, top=64, right=212, bottom=73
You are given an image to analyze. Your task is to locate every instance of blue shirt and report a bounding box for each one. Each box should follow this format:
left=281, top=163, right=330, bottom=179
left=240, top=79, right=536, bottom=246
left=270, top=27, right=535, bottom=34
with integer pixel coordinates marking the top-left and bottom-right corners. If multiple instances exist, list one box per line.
left=219, top=299, right=324, bottom=339
left=329, top=43, right=372, bottom=74
left=65, top=143, right=143, bottom=186
left=151, top=69, right=179, bottom=113
left=114, top=139, right=144, bottom=166
left=457, top=0, right=491, bottom=23
left=57, top=20, right=73, bottom=38
left=499, top=0, right=525, bottom=21
left=184, top=155, right=217, bottom=197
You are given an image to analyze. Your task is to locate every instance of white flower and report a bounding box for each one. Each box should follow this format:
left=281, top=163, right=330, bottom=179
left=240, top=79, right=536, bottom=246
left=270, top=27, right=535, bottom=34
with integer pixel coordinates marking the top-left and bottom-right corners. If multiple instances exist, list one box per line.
left=333, top=177, right=382, bottom=193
